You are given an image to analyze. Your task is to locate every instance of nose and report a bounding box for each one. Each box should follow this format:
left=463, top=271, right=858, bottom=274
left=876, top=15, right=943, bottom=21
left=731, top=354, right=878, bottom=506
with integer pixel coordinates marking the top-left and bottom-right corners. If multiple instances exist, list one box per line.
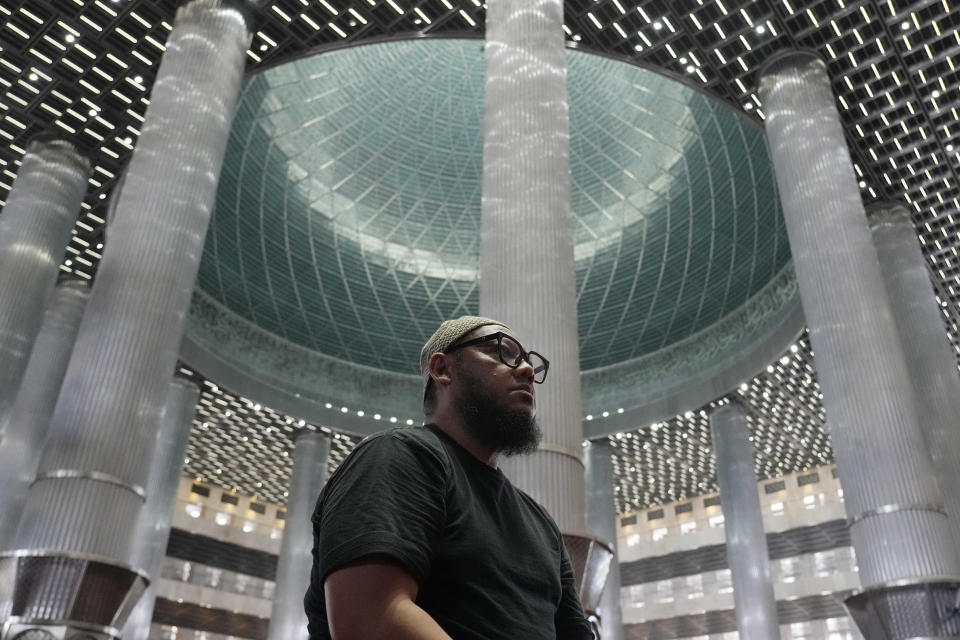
left=515, top=356, right=535, bottom=383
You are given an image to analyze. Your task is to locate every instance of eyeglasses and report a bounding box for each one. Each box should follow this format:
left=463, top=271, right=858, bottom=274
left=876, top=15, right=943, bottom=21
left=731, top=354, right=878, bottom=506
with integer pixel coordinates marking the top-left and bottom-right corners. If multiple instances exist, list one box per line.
left=445, top=332, right=549, bottom=383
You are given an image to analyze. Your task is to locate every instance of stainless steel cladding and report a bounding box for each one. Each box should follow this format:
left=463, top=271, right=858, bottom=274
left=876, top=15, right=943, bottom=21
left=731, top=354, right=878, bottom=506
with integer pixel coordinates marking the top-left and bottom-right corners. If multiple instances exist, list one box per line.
left=479, top=0, right=586, bottom=533
left=0, top=140, right=89, bottom=440
left=709, top=403, right=780, bottom=640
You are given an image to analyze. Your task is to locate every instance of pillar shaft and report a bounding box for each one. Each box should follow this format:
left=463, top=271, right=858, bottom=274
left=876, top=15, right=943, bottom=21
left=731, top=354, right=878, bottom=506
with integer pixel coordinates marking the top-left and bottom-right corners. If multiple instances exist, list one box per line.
left=585, top=439, right=623, bottom=640
left=758, top=52, right=959, bottom=585
left=122, top=377, right=201, bottom=640
left=267, top=431, right=331, bottom=640
left=710, top=404, right=779, bottom=639
left=0, top=280, right=89, bottom=550
left=868, top=202, right=960, bottom=552
left=12, top=0, right=251, bottom=578
left=479, top=0, right=584, bottom=533
left=0, top=139, right=89, bottom=437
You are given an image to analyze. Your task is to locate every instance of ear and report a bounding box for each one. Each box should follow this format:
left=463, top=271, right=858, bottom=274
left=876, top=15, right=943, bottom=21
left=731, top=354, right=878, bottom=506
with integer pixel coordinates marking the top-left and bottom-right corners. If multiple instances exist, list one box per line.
left=428, top=352, right=454, bottom=389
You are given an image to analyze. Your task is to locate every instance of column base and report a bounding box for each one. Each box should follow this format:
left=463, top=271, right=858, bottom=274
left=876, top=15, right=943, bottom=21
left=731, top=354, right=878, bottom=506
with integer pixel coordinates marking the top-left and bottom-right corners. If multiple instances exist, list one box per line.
left=561, top=533, right=614, bottom=616
left=2, top=620, right=117, bottom=640
left=0, top=551, right=149, bottom=640
left=844, top=577, right=960, bottom=639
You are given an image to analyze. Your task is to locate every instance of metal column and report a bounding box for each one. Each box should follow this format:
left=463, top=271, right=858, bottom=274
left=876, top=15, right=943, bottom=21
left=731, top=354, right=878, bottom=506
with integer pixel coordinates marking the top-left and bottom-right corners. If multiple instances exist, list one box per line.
left=267, top=430, right=331, bottom=640
left=121, top=377, right=201, bottom=640
left=759, top=51, right=960, bottom=636
left=0, top=279, right=89, bottom=550
left=1, top=2, right=252, bottom=637
left=0, top=139, right=89, bottom=438
left=479, top=0, right=584, bottom=534
left=585, top=439, right=624, bottom=640
left=867, top=201, right=960, bottom=553
left=709, top=403, right=779, bottom=639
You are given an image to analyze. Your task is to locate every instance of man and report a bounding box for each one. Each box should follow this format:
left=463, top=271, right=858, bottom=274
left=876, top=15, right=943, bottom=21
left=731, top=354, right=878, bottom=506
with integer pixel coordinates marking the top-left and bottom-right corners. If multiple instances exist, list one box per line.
left=304, top=315, right=593, bottom=640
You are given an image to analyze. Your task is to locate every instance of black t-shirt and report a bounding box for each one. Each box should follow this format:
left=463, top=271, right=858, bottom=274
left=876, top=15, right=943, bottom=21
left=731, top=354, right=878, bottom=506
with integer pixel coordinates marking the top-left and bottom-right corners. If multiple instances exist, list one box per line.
left=304, top=424, right=593, bottom=640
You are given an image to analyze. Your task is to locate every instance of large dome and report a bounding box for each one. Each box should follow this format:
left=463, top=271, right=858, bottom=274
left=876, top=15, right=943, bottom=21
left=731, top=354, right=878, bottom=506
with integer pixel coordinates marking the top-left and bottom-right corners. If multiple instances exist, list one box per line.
left=184, top=38, right=797, bottom=425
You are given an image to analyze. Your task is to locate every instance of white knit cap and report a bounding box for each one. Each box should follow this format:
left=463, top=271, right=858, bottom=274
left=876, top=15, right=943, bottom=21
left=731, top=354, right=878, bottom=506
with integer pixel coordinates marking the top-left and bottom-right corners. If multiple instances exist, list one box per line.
left=420, top=315, right=507, bottom=398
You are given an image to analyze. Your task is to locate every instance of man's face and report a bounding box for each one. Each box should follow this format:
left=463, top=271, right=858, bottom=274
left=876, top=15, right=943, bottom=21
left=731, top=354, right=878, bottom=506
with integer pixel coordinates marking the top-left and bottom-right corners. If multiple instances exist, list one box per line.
left=450, top=325, right=542, bottom=456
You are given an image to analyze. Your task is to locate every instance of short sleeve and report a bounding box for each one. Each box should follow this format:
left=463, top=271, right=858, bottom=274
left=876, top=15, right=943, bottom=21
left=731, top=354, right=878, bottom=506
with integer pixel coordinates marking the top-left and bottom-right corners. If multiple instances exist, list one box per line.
left=313, top=431, right=449, bottom=585
left=555, top=543, right=595, bottom=640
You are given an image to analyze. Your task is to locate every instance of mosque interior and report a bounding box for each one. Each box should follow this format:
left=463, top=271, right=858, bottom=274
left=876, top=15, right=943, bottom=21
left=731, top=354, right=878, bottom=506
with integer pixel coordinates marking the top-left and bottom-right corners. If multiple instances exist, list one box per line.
left=1, top=0, right=960, bottom=638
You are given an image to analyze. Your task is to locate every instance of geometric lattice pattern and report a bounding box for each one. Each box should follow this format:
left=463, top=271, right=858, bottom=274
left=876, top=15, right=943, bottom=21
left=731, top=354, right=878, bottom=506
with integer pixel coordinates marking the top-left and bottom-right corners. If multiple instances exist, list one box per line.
left=200, top=39, right=787, bottom=373
left=1, top=0, right=958, bottom=508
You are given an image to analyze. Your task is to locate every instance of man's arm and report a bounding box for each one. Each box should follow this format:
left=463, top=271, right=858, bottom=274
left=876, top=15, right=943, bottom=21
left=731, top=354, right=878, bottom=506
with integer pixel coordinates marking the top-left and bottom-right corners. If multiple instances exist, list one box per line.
left=324, top=558, right=453, bottom=640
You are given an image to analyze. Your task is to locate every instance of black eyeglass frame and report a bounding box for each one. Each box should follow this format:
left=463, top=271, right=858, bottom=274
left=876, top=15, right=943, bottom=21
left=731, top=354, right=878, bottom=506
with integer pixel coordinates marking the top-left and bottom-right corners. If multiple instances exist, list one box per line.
left=444, top=331, right=550, bottom=383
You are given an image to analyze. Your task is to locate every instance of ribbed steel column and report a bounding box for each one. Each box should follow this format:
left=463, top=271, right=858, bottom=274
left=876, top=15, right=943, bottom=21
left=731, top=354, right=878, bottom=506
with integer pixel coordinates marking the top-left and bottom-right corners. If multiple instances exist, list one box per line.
left=868, top=201, right=960, bottom=553
left=0, top=279, right=89, bottom=550
left=584, top=439, right=623, bottom=640
left=122, top=377, right=200, bottom=640
left=0, top=139, right=89, bottom=438
left=9, top=0, right=251, bottom=618
left=479, top=0, right=585, bottom=534
left=758, top=52, right=960, bottom=587
left=267, top=430, right=330, bottom=640
left=709, top=403, right=779, bottom=639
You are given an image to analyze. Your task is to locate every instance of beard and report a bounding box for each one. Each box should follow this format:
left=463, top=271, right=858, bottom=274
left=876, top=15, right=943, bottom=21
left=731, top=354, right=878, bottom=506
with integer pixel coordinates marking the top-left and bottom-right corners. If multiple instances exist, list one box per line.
left=458, top=375, right=542, bottom=457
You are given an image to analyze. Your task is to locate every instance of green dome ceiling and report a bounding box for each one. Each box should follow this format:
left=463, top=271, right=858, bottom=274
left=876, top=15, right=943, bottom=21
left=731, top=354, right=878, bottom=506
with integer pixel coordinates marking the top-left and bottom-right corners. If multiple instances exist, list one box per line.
left=196, top=38, right=790, bottom=375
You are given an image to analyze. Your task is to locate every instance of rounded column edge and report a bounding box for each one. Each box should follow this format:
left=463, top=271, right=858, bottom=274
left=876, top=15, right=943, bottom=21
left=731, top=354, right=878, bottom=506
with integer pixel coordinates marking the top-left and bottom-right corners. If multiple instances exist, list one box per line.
left=864, top=200, right=912, bottom=224
left=177, top=0, right=256, bottom=32
left=24, top=135, right=93, bottom=172
left=218, top=0, right=259, bottom=30
left=537, top=443, right=586, bottom=467
left=293, top=428, right=333, bottom=444
left=31, top=469, right=146, bottom=500
left=756, top=48, right=825, bottom=82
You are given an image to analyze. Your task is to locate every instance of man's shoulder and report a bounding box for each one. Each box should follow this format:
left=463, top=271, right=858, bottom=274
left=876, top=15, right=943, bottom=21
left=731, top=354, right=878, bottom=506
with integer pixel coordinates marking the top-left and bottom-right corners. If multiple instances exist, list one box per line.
left=346, top=425, right=451, bottom=470
left=315, top=426, right=452, bottom=516
left=359, top=424, right=446, bottom=450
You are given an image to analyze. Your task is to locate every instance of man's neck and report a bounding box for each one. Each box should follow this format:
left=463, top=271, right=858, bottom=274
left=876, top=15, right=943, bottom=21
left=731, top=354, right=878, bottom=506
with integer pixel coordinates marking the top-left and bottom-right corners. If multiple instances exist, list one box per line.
left=426, top=414, right=500, bottom=468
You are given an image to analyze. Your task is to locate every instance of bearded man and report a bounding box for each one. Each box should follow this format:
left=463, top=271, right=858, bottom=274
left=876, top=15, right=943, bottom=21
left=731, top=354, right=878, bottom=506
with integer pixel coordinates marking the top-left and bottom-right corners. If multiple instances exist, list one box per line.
left=304, top=316, right=593, bottom=640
